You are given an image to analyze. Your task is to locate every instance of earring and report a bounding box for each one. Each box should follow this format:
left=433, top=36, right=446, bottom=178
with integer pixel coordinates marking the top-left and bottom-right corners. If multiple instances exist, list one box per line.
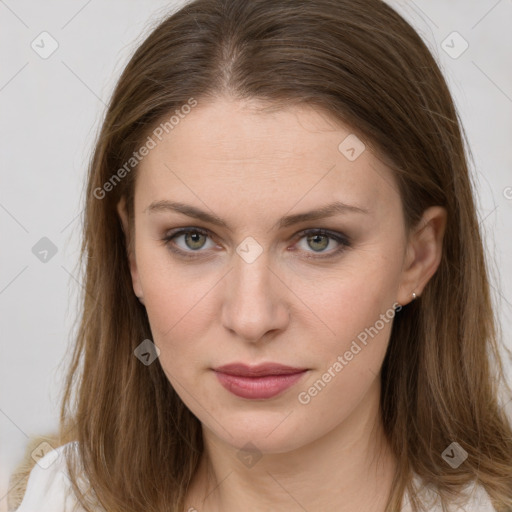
left=412, top=292, right=417, bottom=301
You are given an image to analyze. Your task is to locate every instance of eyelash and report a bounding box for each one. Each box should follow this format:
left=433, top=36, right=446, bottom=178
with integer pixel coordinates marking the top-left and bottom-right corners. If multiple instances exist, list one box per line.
left=160, top=227, right=351, bottom=260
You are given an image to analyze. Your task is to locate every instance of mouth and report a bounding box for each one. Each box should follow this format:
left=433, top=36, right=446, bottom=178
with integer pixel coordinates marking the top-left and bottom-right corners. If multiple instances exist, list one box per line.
left=212, top=363, right=308, bottom=399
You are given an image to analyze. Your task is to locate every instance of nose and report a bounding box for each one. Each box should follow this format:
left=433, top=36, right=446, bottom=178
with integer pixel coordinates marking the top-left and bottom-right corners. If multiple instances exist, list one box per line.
left=221, top=250, right=290, bottom=343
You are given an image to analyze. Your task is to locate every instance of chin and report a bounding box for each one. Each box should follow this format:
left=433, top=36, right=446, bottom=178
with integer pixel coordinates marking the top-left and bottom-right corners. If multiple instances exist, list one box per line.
left=202, top=411, right=314, bottom=454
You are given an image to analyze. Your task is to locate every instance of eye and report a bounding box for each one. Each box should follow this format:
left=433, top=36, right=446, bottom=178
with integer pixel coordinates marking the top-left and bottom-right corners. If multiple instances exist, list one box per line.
left=161, top=227, right=350, bottom=259
left=293, top=228, right=350, bottom=259
left=162, top=227, right=217, bottom=258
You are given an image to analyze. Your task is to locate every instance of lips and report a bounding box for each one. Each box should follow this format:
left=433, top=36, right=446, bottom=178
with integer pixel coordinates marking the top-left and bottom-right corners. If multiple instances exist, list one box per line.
left=213, top=363, right=308, bottom=399
left=214, top=362, right=307, bottom=377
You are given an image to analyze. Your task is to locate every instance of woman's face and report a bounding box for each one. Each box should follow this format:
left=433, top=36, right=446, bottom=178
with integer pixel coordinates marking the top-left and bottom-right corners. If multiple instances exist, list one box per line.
left=119, top=97, right=424, bottom=453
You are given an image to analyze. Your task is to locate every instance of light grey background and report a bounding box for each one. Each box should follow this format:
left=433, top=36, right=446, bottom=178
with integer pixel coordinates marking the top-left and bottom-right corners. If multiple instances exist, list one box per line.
left=1, top=0, right=511, bottom=508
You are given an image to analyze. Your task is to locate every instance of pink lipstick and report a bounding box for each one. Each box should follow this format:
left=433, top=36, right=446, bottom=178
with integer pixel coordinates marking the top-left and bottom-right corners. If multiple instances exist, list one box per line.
left=213, top=363, right=308, bottom=399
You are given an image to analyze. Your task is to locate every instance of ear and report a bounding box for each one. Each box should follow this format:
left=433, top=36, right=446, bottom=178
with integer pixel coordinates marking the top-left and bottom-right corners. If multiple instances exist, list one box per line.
left=117, top=196, right=144, bottom=301
left=396, top=206, right=447, bottom=306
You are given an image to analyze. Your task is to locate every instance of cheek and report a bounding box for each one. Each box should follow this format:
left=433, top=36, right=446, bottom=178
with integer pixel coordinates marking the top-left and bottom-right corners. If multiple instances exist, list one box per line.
left=293, top=261, right=401, bottom=422
left=134, top=243, right=207, bottom=345
left=292, top=247, right=403, bottom=417
left=291, top=250, right=402, bottom=353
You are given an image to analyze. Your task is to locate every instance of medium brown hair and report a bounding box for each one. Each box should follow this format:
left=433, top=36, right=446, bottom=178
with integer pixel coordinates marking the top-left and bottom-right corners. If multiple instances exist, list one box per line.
left=55, top=0, right=512, bottom=510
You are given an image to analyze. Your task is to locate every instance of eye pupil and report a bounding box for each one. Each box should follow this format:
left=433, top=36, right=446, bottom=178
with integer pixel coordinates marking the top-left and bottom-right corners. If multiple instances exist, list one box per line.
left=307, top=234, right=329, bottom=252
left=186, top=231, right=206, bottom=250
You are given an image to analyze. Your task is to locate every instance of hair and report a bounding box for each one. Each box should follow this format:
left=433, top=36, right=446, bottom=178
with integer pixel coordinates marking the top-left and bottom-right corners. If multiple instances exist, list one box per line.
left=54, top=0, right=512, bottom=511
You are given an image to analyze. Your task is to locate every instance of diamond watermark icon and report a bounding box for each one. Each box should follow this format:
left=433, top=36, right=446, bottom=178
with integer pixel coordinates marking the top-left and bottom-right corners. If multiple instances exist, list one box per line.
left=338, top=134, right=366, bottom=161
left=442, top=441, right=468, bottom=468
left=32, top=237, right=58, bottom=263
left=236, top=236, right=263, bottom=264
left=31, top=442, right=59, bottom=469
left=31, top=31, right=59, bottom=59
left=236, top=441, right=263, bottom=468
left=134, top=339, right=160, bottom=366
left=441, top=32, right=468, bottom=59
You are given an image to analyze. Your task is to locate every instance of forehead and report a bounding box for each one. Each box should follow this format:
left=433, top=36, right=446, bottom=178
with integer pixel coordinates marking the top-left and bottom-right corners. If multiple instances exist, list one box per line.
left=135, top=97, right=399, bottom=218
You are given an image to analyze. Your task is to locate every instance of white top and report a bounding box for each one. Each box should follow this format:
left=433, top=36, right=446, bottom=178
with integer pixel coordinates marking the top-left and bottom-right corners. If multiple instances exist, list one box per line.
left=14, top=442, right=497, bottom=511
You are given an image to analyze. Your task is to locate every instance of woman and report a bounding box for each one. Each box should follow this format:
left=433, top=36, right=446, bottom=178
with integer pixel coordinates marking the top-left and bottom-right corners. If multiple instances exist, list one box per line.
left=13, top=0, right=512, bottom=510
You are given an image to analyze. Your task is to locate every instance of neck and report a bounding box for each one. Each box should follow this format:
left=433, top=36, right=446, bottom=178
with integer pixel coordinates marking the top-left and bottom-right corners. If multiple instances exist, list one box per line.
left=185, top=379, right=396, bottom=512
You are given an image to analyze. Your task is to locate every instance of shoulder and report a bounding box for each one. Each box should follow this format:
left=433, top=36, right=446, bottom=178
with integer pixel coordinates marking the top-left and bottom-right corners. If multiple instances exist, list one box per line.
left=14, top=441, right=87, bottom=512
left=402, top=475, right=497, bottom=511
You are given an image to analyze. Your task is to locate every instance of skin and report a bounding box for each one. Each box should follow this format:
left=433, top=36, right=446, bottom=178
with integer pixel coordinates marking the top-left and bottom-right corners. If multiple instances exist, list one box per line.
left=117, top=96, right=447, bottom=512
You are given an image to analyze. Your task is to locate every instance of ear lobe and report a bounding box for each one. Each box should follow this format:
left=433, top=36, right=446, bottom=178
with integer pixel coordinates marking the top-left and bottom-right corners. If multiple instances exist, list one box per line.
left=397, top=206, right=447, bottom=305
left=116, top=196, right=144, bottom=300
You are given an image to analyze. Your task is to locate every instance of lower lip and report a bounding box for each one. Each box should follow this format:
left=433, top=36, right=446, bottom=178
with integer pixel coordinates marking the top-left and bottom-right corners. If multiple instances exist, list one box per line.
left=214, top=370, right=307, bottom=399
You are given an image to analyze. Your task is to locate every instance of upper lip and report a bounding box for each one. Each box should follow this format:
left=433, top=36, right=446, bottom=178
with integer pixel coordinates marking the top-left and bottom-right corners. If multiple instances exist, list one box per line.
left=213, top=363, right=307, bottom=377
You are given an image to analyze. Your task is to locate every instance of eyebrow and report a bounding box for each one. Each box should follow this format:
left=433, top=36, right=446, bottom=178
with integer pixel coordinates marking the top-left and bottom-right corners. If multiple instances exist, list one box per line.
left=145, top=200, right=369, bottom=230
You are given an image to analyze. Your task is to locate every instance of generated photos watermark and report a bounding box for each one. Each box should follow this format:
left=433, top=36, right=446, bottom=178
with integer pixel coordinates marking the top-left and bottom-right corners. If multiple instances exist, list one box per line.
left=93, top=97, right=198, bottom=200
left=297, top=302, right=402, bottom=405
